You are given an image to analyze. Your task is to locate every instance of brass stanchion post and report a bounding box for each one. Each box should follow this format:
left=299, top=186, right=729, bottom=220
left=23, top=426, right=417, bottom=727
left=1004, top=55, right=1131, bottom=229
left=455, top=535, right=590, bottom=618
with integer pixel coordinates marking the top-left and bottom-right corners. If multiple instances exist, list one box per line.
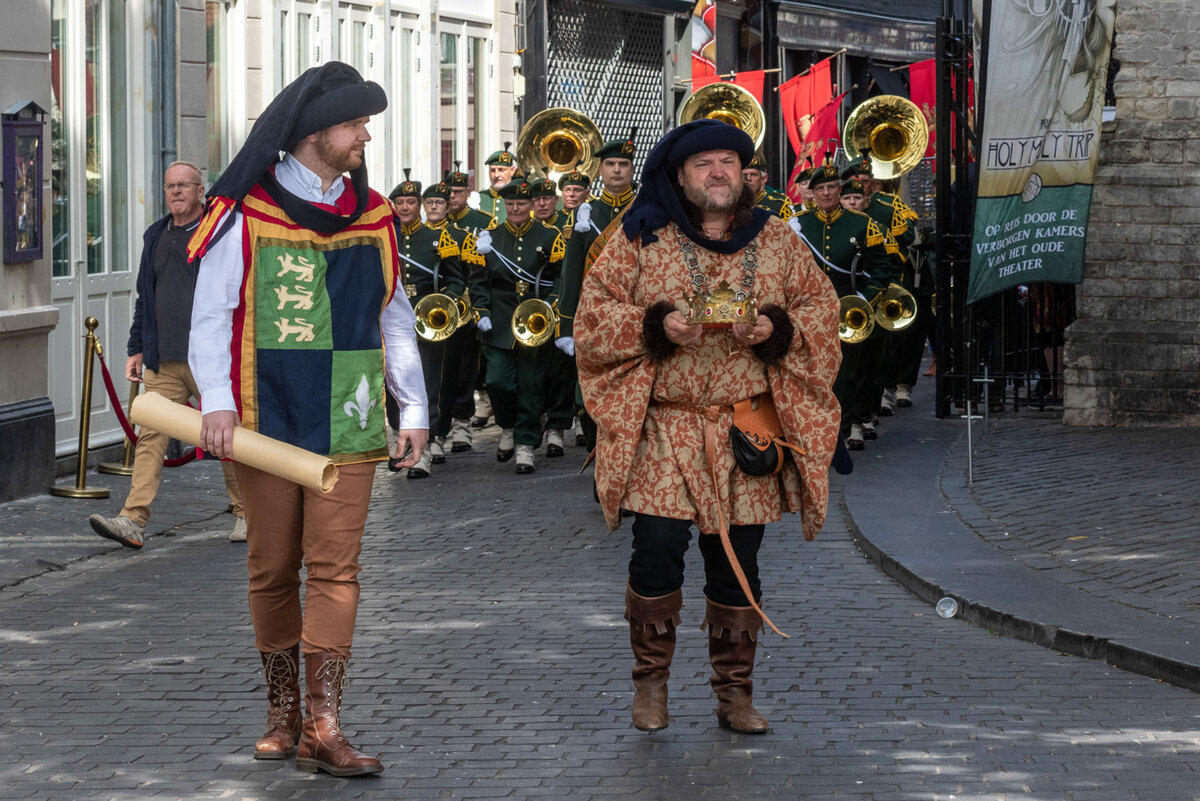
left=50, top=316, right=111, bottom=498
left=98, top=381, right=139, bottom=476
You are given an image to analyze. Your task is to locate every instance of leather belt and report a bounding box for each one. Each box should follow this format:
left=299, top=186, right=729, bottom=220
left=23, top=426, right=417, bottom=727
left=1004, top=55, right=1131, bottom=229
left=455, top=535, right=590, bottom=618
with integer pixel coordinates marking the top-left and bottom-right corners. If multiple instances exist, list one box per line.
left=650, top=399, right=787, bottom=638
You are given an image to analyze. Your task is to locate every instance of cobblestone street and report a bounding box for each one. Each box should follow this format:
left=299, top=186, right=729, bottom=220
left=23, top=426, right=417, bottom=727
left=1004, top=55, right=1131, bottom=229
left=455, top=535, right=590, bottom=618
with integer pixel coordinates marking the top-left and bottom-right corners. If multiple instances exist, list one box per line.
left=3, top=402, right=1200, bottom=800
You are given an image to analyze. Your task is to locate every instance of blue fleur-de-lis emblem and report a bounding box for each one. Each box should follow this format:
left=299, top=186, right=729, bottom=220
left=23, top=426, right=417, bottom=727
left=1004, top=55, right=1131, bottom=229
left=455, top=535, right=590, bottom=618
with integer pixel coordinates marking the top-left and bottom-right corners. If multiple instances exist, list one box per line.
left=342, top=375, right=376, bottom=430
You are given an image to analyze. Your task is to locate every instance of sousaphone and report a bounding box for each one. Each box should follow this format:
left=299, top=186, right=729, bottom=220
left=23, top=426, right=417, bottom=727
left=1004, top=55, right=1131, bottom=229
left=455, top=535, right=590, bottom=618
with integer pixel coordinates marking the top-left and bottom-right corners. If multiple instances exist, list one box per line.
left=516, top=108, right=604, bottom=183
left=676, top=81, right=765, bottom=148
left=842, top=95, right=929, bottom=180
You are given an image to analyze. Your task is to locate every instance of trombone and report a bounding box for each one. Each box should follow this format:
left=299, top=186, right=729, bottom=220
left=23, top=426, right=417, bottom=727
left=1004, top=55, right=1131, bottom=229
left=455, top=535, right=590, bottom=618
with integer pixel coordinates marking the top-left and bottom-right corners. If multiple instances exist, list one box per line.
left=413, top=293, right=461, bottom=342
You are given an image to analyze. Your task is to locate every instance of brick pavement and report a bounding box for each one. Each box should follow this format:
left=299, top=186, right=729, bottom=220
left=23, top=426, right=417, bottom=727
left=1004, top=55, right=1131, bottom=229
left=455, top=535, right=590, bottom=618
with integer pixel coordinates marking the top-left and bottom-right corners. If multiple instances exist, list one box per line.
left=2, top=404, right=1200, bottom=799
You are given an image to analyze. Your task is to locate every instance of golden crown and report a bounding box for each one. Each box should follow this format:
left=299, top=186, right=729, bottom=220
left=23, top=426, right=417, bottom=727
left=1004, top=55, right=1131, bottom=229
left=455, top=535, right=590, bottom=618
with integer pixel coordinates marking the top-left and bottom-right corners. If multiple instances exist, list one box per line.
left=683, top=280, right=758, bottom=328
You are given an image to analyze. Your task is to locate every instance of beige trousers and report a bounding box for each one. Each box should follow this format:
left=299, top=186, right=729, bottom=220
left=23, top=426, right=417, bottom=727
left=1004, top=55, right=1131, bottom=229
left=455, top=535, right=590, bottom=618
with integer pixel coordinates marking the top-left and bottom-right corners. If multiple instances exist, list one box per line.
left=120, top=361, right=243, bottom=525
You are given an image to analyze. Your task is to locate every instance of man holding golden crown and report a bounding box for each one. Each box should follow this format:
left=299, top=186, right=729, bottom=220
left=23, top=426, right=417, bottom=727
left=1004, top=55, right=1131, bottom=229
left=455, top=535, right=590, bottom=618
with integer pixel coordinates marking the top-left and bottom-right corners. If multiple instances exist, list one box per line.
left=574, top=119, right=841, bottom=735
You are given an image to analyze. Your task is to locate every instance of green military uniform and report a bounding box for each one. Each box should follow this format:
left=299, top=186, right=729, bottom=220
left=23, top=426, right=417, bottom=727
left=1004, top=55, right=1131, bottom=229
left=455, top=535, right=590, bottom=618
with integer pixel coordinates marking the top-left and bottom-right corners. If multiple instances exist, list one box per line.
left=554, top=136, right=637, bottom=451
left=478, top=146, right=517, bottom=224
left=441, top=166, right=494, bottom=435
left=794, top=165, right=895, bottom=447
left=530, top=174, right=576, bottom=445
left=388, top=176, right=465, bottom=475
left=445, top=164, right=495, bottom=234
left=873, top=190, right=930, bottom=400
left=469, top=177, right=566, bottom=468
left=745, top=154, right=795, bottom=220
left=755, top=187, right=795, bottom=220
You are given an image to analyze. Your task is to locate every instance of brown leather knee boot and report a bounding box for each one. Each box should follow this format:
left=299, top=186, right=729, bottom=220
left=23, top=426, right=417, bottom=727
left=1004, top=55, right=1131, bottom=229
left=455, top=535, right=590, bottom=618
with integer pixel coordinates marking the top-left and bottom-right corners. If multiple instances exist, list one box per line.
left=704, top=598, right=768, bottom=734
left=295, top=653, right=383, bottom=776
left=625, top=584, right=682, bottom=732
left=255, top=646, right=301, bottom=759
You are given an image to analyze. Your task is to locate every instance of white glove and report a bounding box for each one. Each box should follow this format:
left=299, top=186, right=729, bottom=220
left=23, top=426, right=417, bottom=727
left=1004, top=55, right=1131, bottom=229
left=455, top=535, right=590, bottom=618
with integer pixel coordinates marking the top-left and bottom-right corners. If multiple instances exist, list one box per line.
left=555, top=336, right=575, bottom=356
left=573, top=202, right=593, bottom=233
left=477, top=316, right=493, bottom=333
left=468, top=191, right=481, bottom=210
left=788, top=215, right=802, bottom=237
left=476, top=229, right=492, bottom=254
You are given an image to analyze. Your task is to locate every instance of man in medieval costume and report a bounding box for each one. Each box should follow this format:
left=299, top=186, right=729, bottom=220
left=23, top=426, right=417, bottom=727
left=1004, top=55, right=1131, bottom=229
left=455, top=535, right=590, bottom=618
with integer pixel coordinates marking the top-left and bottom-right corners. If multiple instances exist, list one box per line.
left=574, top=119, right=841, bottom=734
left=188, top=61, right=427, bottom=776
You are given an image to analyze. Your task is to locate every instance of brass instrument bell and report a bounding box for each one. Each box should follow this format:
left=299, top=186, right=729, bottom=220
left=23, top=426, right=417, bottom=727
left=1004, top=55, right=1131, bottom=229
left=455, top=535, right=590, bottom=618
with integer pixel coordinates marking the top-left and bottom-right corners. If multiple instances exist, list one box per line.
left=874, top=283, right=918, bottom=332
left=838, top=295, right=876, bottom=344
left=512, top=298, right=557, bottom=348
left=516, top=108, right=604, bottom=183
left=842, top=95, right=929, bottom=180
left=413, top=293, right=461, bottom=342
left=676, top=82, right=766, bottom=148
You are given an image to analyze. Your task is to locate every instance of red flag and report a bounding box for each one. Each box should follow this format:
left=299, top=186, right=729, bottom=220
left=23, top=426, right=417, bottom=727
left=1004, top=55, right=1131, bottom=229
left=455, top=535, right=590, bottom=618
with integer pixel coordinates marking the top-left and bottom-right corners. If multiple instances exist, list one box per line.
left=908, top=58, right=937, bottom=158
left=731, top=70, right=765, bottom=104
left=779, top=58, right=834, bottom=161
left=802, top=91, right=849, bottom=171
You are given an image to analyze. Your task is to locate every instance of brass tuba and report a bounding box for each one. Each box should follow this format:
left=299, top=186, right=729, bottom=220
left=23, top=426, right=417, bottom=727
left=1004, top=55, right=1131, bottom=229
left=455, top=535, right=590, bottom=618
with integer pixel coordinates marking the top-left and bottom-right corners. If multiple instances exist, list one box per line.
left=413, top=293, right=461, bottom=342
left=873, top=283, right=918, bottom=332
left=676, top=81, right=765, bottom=148
left=842, top=95, right=929, bottom=180
left=512, top=298, right=557, bottom=347
left=838, top=295, right=876, bottom=344
left=516, top=108, right=603, bottom=184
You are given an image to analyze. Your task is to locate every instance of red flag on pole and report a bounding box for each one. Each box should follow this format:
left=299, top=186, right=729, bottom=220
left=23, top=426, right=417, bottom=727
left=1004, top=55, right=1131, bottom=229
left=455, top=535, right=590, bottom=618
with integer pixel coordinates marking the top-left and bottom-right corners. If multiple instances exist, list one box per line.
left=731, top=70, right=765, bottom=104
left=908, top=58, right=937, bottom=158
left=779, top=58, right=834, bottom=161
left=802, top=91, right=849, bottom=171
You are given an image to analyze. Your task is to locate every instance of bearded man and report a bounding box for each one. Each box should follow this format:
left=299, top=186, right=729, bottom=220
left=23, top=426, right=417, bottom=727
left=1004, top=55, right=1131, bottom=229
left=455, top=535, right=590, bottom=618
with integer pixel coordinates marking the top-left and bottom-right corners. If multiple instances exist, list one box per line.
left=574, top=120, right=841, bottom=735
left=189, top=62, right=427, bottom=776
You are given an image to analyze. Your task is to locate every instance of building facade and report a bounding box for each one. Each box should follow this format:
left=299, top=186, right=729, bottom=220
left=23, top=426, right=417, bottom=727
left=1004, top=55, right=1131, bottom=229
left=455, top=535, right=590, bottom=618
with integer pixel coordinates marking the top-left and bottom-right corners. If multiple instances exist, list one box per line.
left=2, top=0, right=518, bottom=503
left=1065, top=0, right=1200, bottom=426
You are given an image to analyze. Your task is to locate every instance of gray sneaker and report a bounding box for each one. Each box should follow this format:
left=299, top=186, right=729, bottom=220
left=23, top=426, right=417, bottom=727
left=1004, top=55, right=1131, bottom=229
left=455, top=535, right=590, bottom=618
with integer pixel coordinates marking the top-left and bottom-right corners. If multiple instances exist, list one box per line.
left=89, top=514, right=145, bottom=549
left=229, top=516, right=247, bottom=542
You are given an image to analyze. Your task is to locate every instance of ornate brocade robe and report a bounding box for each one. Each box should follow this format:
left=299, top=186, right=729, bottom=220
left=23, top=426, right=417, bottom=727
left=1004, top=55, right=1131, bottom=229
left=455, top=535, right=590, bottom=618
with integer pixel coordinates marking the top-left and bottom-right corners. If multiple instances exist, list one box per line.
left=575, top=216, right=842, bottom=540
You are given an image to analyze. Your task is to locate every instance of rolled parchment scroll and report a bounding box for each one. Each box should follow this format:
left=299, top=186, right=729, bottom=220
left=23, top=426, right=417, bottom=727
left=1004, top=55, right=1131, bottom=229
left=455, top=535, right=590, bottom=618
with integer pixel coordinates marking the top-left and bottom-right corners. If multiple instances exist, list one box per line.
left=129, top=391, right=339, bottom=493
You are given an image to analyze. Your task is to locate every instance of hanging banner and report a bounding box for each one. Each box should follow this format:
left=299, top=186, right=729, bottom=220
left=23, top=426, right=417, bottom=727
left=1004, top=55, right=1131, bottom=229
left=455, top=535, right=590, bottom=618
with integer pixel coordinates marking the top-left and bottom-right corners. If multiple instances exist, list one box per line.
left=690, top=0, right=717, bottom=83
left=967, top=0, right=1116, bottom=304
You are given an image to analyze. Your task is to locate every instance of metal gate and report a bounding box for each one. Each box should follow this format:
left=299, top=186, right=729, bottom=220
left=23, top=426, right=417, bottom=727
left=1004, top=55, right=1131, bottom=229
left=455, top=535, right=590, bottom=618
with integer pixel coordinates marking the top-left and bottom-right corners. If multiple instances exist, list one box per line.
left=932, top=3, right=1069, bottom=419
left=523, top=0, right=674, bottom=179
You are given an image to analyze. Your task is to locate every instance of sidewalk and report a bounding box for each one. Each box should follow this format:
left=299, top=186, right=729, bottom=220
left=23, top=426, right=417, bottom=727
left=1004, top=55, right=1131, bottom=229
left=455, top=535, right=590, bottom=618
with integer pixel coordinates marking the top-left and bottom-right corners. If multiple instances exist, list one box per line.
left=842, top=377, right=1200, bottom=692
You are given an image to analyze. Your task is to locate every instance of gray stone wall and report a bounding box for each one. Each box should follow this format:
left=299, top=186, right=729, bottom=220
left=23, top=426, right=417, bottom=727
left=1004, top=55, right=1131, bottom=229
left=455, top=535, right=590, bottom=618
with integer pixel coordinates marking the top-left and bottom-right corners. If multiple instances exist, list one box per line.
left=1064, top=0, right=1200, bottom=426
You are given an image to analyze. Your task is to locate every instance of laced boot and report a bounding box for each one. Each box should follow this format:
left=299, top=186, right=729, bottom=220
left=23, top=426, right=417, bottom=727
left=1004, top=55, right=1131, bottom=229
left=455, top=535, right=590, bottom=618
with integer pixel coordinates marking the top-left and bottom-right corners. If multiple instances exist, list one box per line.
left=254, top=646, right=301, bottom=759
left=295, top=653, right=383, bottom=776
left=704, top=598, right=768, bottom=734
left=625, top=584, right=682, bottom=732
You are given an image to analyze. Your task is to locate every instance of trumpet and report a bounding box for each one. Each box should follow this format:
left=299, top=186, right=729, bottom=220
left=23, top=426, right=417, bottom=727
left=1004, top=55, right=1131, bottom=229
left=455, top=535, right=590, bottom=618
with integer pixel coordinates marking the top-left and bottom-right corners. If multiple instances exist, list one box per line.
left=413, top=293, right=461, bottom=342
left=512, top=298, right=558, bottom=348
left=874, top=283, right=918, bottom=332
left=839, top=295, right=876, bottom=343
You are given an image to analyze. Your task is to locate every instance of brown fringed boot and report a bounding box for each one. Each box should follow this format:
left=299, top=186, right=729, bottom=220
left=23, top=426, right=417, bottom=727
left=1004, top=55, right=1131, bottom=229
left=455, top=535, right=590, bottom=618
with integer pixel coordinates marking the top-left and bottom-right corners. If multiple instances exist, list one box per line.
left=295, top=653, right=383, bottom=776
left=625, top=584, right=682, bottom=732
left=704, top=598, right=769, bottom=734
left=254, top=646, right=301, bottom=759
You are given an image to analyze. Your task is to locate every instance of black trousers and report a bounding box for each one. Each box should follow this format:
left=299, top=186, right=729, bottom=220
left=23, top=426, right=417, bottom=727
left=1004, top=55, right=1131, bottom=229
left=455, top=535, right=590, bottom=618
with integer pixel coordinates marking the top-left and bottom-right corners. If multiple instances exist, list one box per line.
left=629, top=513, right=764, bottom=607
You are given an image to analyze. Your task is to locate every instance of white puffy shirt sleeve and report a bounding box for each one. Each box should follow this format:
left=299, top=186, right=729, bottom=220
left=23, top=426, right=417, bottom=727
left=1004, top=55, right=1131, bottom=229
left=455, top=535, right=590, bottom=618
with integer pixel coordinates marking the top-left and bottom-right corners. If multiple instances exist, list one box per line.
left=189, top=209, right=244, bottom=415
left=381, top=288, right=428, bottom=430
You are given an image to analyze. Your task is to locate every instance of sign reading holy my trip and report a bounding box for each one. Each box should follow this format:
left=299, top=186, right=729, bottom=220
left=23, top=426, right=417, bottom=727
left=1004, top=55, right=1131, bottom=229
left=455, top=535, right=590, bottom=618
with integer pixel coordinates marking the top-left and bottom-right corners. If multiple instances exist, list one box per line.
left=967, top=0, right=1117, bottom=304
